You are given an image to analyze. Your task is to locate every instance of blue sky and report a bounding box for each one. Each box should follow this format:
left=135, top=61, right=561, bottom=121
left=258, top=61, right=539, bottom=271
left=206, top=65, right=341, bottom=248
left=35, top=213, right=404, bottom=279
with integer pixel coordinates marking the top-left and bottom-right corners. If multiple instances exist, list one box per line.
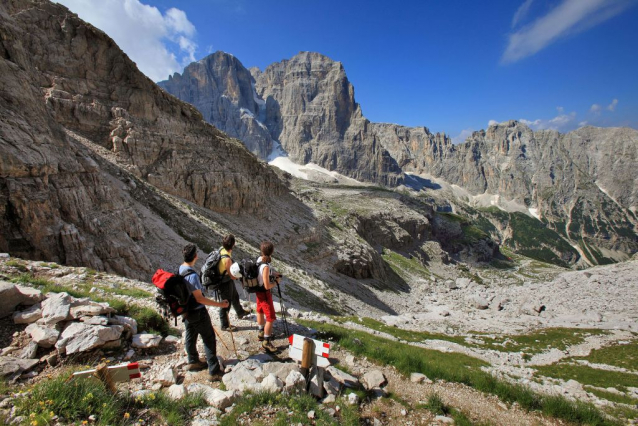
left=56, top=0, right=638, bottom=142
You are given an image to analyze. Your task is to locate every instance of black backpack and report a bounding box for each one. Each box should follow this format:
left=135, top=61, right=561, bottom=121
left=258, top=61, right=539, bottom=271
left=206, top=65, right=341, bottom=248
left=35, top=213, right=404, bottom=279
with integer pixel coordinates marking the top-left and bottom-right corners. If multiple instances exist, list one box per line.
left=200, top=248, right=230, bottom=291
left=152, top=269, right=198, bottom=325
left=239, top=258, right=266, bottom=293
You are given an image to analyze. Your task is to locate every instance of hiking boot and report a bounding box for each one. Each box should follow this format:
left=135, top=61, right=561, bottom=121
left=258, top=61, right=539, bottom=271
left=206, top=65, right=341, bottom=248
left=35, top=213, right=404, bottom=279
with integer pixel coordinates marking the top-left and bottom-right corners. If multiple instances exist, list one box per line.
left=185, top=361, right=207, bottom=372
left=236, top=309, right=250, bottom=320
left=208, top=370, right=224, bottom=382
left=221, top=325, right=237, bottom=332
left=258, top=329, right=264, bottom=341
left=261, top=338, right=277, bottom=353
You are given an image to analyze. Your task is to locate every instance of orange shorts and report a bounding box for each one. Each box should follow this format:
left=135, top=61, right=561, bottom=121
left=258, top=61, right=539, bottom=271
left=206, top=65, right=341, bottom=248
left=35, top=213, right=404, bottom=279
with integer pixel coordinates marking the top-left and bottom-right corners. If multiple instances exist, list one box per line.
left=256, top=290, right=276, bottom=322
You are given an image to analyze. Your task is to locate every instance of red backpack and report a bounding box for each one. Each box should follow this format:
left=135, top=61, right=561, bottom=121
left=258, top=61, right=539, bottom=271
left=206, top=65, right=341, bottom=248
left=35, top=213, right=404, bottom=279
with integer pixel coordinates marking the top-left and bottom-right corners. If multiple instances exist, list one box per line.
left=152, top=269, right=197, bottom=325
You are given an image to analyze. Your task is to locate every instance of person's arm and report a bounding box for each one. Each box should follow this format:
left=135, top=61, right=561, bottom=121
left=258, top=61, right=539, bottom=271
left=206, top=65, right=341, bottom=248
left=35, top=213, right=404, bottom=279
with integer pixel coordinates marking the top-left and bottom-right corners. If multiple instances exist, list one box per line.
left=262, top=265, right=279, bottom=290
left=223, top=257, right=238, bottom=280
left=192, top=289, right=229, bottom=308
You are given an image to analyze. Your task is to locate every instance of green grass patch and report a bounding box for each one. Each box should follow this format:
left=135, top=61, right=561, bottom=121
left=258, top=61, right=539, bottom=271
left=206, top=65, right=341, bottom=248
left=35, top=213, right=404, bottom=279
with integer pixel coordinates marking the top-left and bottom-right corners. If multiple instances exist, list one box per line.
left=584, top=387, right=638, bottom=406
left=574, top=340, right=638, bottom=371
left=102, top=286, right=153, bottom=299
left=333, top=316, right=467, bottom=346
left=381, top=249, right=431, bottom=280
left=478, top=328, right=607, bottom=354
left=299, top=320, right=616, bottom=425
left=10, top=273, right=56, bottom=289
left=416, top=394, right=483, bottom=426
left=535, top=362, right=638, bottom=390
left=219, top=391, right=359, bottom=426
left=14, top=371, right=205, bottom=425
left=5, top=259, right=28, bottom=272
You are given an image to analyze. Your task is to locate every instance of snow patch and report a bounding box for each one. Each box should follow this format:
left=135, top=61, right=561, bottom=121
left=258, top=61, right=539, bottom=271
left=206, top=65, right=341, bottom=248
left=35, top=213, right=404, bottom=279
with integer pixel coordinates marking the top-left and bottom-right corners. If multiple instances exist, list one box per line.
left=268, top=142, right=365, bottom=185
left=528, top=208, right=540, bottom=220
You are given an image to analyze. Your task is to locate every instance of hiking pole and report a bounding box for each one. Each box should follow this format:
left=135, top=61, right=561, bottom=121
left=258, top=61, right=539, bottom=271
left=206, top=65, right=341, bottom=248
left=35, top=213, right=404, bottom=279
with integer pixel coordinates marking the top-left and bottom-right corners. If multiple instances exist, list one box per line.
left=276, top=282, right=290, bottom=337
left=212, top=326, right=231, bottom=352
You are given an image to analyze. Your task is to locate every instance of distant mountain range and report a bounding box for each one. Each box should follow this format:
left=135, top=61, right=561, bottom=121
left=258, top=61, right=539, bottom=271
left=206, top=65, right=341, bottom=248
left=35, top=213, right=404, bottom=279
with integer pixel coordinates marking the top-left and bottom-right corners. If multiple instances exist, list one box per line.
left=159, top=51, right=638, bottom=266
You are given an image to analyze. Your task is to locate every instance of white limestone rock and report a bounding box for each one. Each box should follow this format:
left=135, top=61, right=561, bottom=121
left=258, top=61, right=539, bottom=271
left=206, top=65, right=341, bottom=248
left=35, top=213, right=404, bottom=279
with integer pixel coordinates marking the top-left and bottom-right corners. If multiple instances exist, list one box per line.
left=362, top=370, right=386, bottom=390
left=132, top=334, right=162, bottom=349
left=261, top=373, right=284, bottom=392
left=13, top=304, right=42, bottom=324
left=167, top=384, right=186, bottom=400
left=41, top=292, right=72, bottom=325
left=284, top=370, right=306, bottom=393
left=326, top=366, right=358, bottom=388
left=26, top=323, right=60, bottom=348
left=57, top=323, right=123, bottom=354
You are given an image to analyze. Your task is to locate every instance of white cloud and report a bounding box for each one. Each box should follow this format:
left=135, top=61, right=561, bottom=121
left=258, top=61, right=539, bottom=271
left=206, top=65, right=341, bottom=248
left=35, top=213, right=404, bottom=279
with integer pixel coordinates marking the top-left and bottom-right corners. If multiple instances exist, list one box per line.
left=556, top=106, right=565, bottom=114
left=520, top=112, right=577, bottom=132
left=502, top=0, right=635, bottom=63
left=590, top=104, right=602, bottom=113
left=512, top=0, right=535, bottom=28
left=607, top=98, right=619, bottom=111
left=55, top=0, right=198, bottom=81
left=488, top=120, right=499, bottom=126
left=452, top=129, right=474, bottom=144
left=579, top=121, right=589, bottom=127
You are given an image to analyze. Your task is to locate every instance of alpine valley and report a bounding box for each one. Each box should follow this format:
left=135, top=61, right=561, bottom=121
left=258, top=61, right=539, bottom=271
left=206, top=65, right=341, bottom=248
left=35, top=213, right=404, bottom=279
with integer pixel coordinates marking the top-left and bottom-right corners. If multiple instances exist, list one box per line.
left=1, top=1, right=637, bottom=425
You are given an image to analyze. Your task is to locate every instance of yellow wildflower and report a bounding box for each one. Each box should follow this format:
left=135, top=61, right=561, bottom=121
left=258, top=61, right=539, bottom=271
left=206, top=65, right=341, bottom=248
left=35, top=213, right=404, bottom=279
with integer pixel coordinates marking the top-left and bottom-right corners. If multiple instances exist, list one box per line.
left=31, top=421, right=38, bottom=426
left=124, top=412, right=130, bottom=419
left=30, top=413, right=36, bottom=419
left=82, top=421, right=88, bottom=425
left=49, top=411, right=54, bottom=417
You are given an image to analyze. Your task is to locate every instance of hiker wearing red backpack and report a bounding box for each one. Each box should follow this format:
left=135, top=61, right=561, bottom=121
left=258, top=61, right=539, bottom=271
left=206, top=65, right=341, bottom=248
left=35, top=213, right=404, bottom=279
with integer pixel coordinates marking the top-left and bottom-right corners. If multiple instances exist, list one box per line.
left=256, top=241, right=281, bottom=353
left=180, top=244, right=229, bottom=380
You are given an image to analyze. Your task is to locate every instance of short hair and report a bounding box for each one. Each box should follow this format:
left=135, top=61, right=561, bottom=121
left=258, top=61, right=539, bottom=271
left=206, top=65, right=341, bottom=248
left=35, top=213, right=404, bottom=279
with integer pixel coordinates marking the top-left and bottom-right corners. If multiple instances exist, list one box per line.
left=260, top=241, right=274, bottom=263
left=222, top=234, right=235, bottom=250
left=183, top=244, right=197, bottom=263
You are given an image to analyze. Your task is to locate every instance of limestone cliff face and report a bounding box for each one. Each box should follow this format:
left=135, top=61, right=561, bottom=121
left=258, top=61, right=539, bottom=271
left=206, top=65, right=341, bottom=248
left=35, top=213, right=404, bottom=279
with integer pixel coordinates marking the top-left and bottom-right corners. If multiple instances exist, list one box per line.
left=158, top=52, right=273, bottom=159
left=427, top=122, right=638, bottom=259
left=0, top=0, right=287, bottom=277
left=255, top=52, right=404, bottom=186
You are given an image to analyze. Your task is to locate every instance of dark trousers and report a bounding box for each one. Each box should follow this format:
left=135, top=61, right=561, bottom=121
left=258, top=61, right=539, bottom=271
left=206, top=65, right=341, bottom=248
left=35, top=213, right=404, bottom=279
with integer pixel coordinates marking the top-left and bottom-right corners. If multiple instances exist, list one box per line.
left=184, top=308, right=219, bottom=374
left=217, top=280, right=245, bottom=328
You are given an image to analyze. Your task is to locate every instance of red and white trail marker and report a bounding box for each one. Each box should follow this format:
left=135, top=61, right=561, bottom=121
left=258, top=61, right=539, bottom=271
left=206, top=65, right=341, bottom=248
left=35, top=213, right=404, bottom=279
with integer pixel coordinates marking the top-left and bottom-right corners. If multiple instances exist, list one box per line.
left=72, top=362, right=142, bottom=383
left=288, top=334, right=331, bottom=368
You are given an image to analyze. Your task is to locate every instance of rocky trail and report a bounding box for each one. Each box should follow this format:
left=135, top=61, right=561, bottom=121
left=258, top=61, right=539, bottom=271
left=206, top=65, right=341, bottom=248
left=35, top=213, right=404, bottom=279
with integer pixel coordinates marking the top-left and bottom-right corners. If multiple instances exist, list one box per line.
left=4, top=257, right=634, bottom=425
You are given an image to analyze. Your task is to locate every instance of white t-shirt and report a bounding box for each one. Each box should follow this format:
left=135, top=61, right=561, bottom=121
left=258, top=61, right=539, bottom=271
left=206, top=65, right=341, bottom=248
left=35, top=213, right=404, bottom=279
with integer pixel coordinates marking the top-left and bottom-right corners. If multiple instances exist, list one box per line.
left=256, top=256, right=273, bottom=287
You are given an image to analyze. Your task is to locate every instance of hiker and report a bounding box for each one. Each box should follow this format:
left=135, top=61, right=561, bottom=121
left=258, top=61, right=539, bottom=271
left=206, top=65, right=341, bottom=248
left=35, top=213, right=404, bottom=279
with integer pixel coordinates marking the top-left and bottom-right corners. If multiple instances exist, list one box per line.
left=217, top=234, right=250, bottom=331
left=256, top=241, right=281, bottom=353
left=180, top=244, right=229, bottom=380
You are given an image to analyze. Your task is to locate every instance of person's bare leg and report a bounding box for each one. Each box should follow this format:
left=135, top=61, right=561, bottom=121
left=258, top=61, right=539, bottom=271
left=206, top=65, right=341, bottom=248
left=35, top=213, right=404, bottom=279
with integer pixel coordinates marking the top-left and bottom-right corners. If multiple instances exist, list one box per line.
left=264, top=321, right=273, bottom=336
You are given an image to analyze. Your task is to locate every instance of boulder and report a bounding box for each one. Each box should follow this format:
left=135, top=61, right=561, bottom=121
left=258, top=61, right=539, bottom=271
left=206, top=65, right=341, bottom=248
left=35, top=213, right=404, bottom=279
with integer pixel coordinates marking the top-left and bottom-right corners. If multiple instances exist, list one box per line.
left=18, top=341, right=38, bottom=359
left=157, top=367, right=177, bottom=386
left=0, top=356, right=39, bottom=378
left=326, top=366, right=358, bottom=388
left=41, top=292, right=72, bottom=325
left=57, top=323, right=123, bottom=354
left=80, top=316, right=109, bottom=326
left=455, top=278, right=471, bottom=288
left=284, top=370, right=306, bottom=393
left=323, top=376, right=343, bottom=396
left=261, top=373, right=284, bottom=392
left=132, top=334, right=162, bottom=349
left=167, top=384, right=187, bottom=400
left=15, top=286, right=44, bottom=305
left=309, top=368, right=325, bottom=398
left=13, top=304, right=42, bottom=324
left=262, top=362, right=301, bottom=382
left=347, top=392, right=360, bottom=405
left=0, top=283, right=24, bottom=318
left=222, top=362, right=263, bottom=392
left=469, top=295, right=489, bottom=310
left=362, top=370, right=386, bottom=390
left=70, top=304, right=114, bottom=318
left=26, top=323, right=60, bottom=348
left=109, top=315, right=138, bottom=335
left=187, top=384, right=237, bottom=410
left=410, top=372, right=431, bottom=384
